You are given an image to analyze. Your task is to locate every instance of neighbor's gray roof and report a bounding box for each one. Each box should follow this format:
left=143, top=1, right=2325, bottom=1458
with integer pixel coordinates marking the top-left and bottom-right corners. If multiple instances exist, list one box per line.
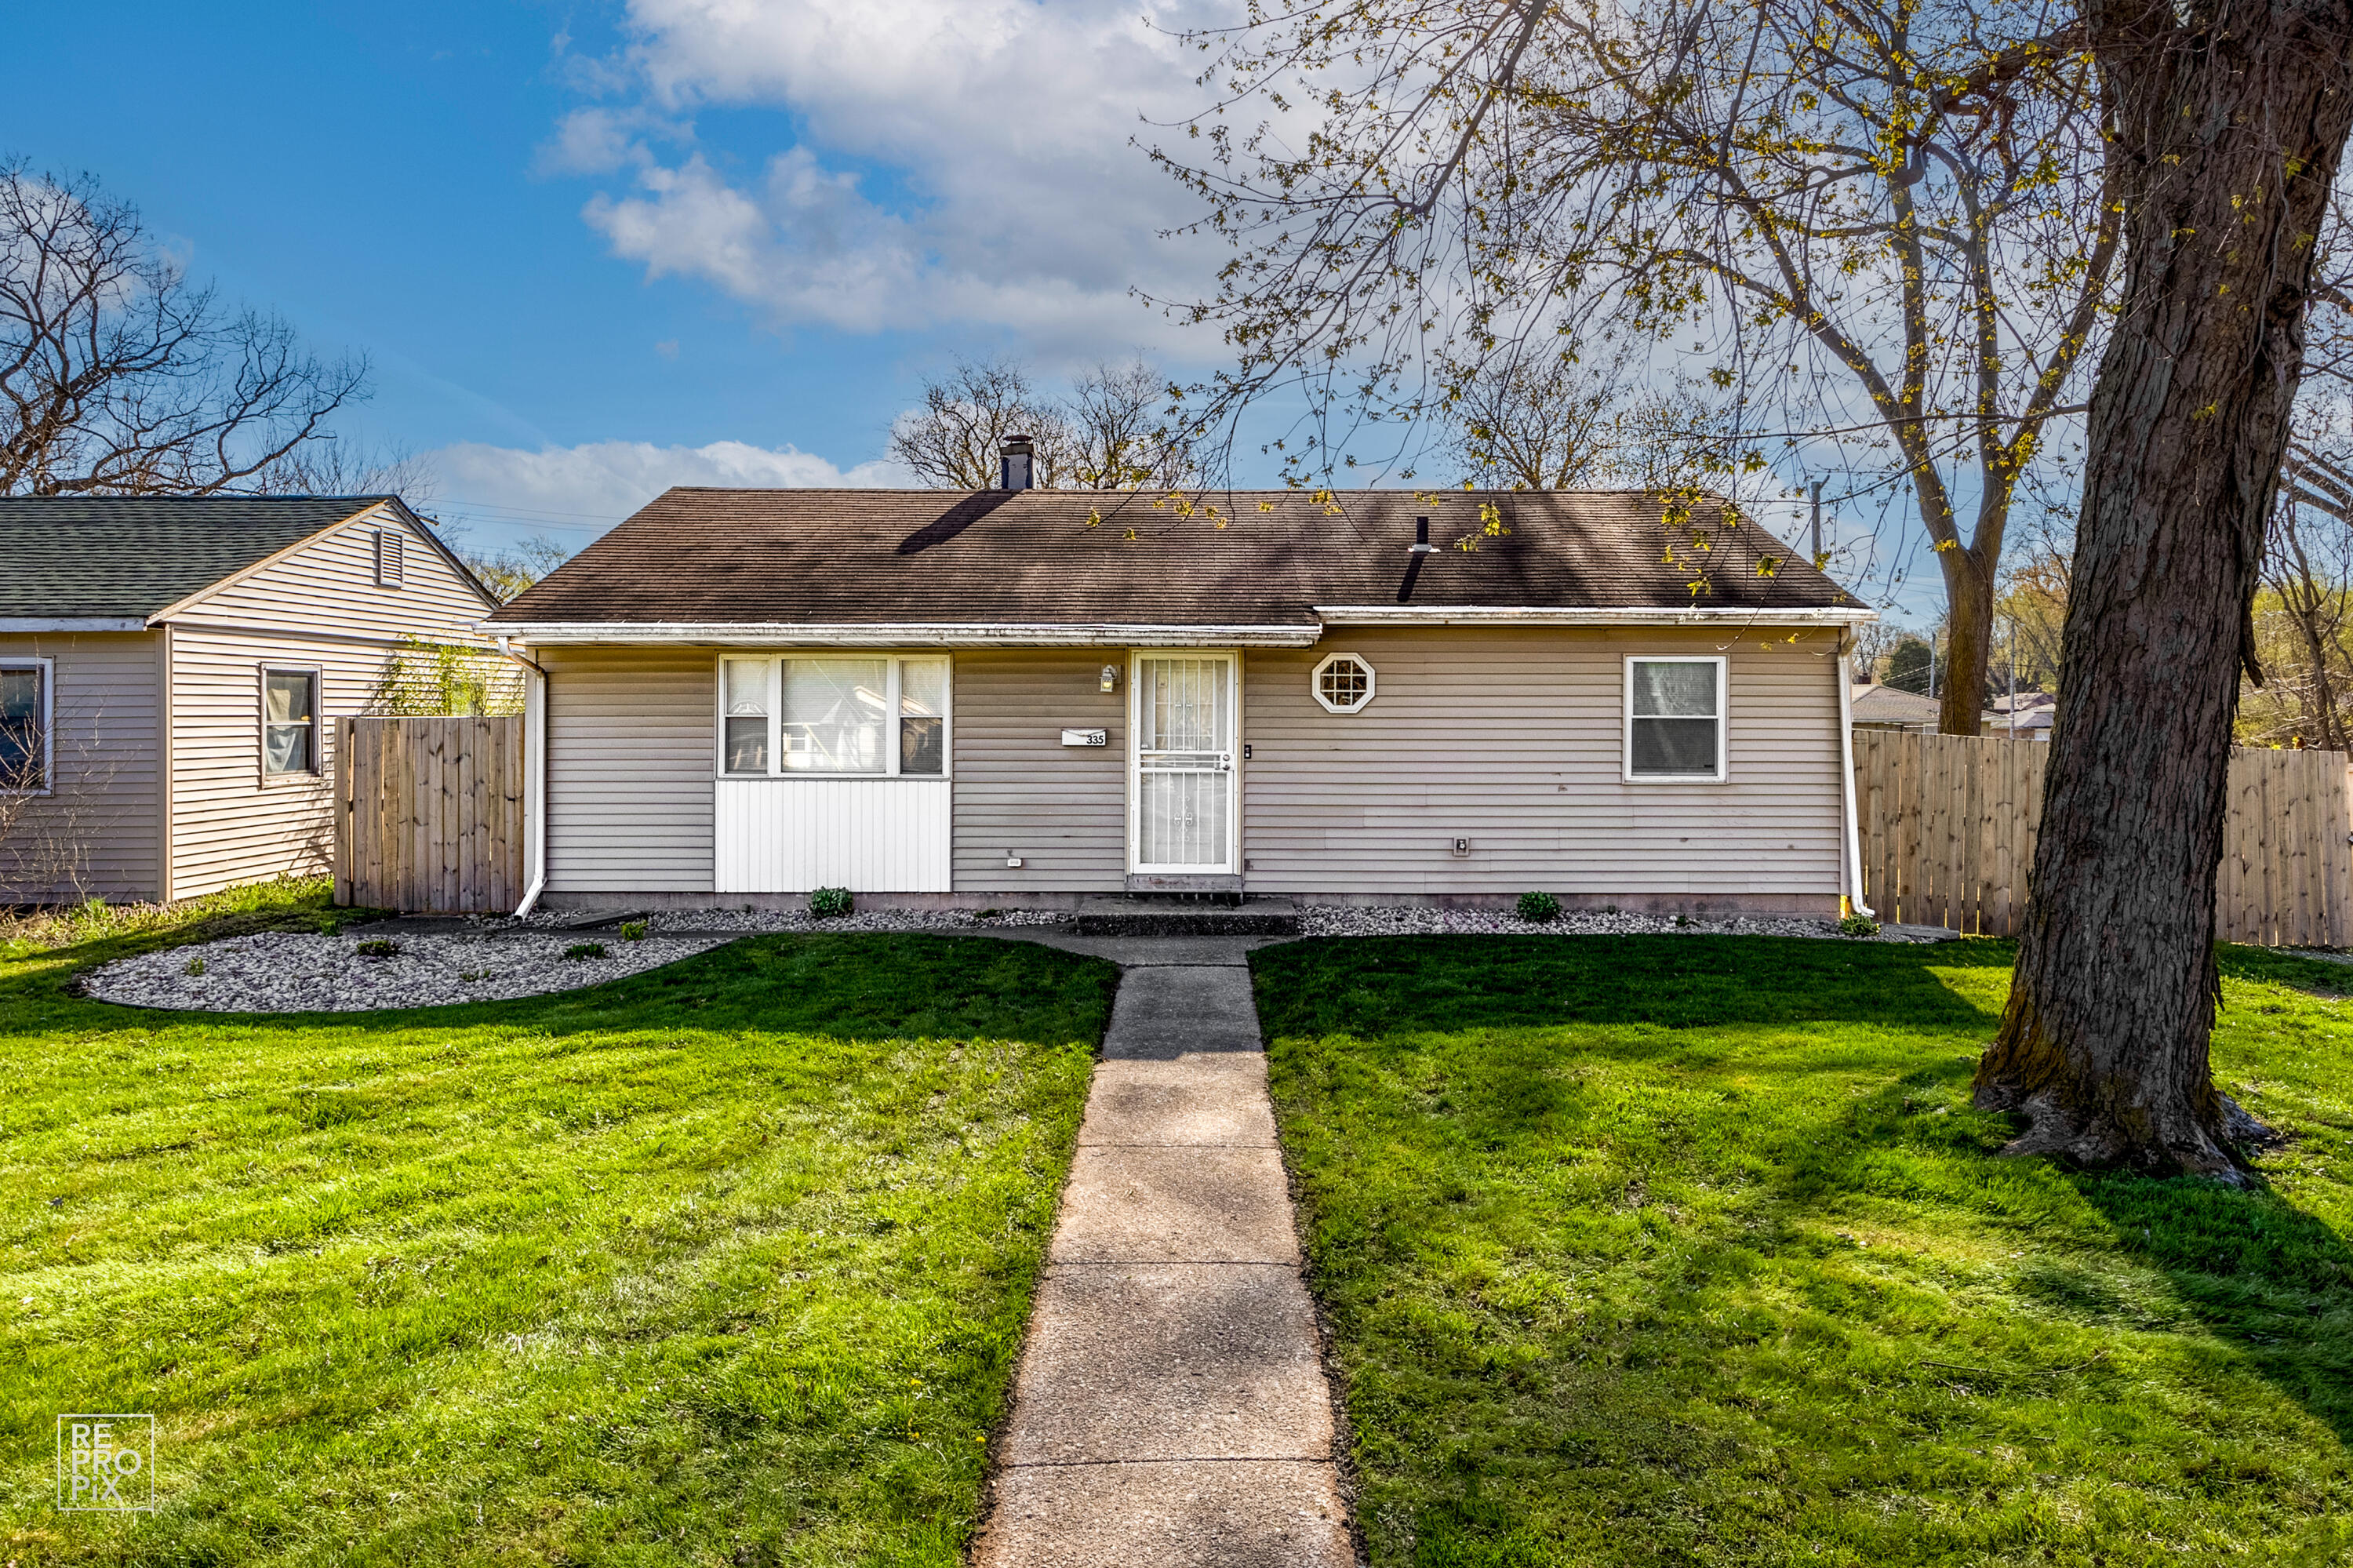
left=0, top=495, right=390, bottom=619
left=490, top=487, right=1866, bottom=628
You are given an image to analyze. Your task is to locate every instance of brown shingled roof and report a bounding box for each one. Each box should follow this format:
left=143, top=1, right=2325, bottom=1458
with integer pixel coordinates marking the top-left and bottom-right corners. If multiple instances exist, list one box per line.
left=488, top=487, right=1864, bottom=628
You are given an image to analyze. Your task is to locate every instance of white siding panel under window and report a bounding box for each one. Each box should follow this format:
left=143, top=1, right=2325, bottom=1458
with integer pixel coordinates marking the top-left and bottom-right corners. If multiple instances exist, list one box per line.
left=715, top=778, right=951, bottom=892
left=543, top=648, right=715, bottom=894
left=0, top=631, right=163, bottom=900
left=1239, top=626, right=1843, bottom=897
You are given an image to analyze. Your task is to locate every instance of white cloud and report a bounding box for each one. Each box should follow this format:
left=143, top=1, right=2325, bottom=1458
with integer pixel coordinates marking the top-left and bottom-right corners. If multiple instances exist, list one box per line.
left=560, top=0, right=1233, bottom=359
left=425, top=438, right=908, bottom=541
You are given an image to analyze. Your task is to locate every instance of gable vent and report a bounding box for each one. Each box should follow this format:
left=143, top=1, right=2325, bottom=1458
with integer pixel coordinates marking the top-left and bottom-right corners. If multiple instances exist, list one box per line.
left=375, top=529, right=405, bottom=588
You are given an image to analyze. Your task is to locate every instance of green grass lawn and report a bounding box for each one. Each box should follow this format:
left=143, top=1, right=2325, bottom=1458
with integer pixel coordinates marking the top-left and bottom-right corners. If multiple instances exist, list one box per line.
left=1255, top=936, right=2353, bottom=1567
left=2, top=887, right=1115, bottom=1566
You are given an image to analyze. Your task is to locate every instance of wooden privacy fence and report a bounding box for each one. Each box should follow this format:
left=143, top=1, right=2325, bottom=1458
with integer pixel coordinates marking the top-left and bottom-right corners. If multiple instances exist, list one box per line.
left=335, top=715, right=526, bottom=914
left=1853, top=730, right=2353, bottom=946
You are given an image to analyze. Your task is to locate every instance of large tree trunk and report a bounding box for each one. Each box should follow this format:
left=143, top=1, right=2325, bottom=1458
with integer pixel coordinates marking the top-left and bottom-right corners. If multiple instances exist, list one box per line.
left=1977, top=0, right=2353, bottom=1178
left=1940, top=547, right=1998, bottom=736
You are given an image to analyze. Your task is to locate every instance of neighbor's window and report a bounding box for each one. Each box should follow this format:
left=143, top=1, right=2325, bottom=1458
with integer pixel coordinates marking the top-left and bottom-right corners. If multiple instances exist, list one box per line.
left=375, top=529, right=406, bottom=588
left=1311, top=652, right=1375, bottom=714
left=1625, top=657, right=1726, bottom=781
left=721, top=656, right=951, bottom=777
left=262, top=668, right=319, bottom=776
left=0, top=660, right=49, bottom=792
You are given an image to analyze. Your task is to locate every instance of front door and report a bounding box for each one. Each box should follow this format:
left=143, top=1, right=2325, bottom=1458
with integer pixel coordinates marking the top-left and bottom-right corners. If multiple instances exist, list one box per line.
left=1130, top=653, right=1237, bottom=875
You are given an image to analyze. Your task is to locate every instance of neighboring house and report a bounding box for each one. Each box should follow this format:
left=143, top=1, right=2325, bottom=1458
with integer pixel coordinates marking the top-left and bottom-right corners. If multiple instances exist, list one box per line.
left=1849, top=682, right=1943, bottom=733
left=1849, top=682, right=2049, bottom=737
left=0, top=497, right=500, bottom=904
left=486, top=479, right=1878, bottom=915
left=1990, top=689, right=2056, bottom=740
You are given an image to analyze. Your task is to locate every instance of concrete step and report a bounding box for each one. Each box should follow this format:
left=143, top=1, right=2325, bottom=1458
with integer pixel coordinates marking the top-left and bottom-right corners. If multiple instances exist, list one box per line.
left=1071, top=896, right=1300, bottom=938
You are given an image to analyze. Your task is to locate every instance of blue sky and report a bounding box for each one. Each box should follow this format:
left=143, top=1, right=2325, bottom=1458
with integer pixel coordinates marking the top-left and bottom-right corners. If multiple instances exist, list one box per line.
left=5, top=0, right=1937, bottom=617
left=3, top=0, right=1234, bottom=555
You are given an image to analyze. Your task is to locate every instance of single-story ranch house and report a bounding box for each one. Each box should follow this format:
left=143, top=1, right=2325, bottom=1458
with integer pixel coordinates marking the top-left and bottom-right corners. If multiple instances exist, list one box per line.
left=0, top=496, right=500, bottom=903
left=486, top=478, right=1878, bottom=915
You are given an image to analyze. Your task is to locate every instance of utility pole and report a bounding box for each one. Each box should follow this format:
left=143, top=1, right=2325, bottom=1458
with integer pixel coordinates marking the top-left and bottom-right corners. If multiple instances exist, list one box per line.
left=2007, top=617, right=2017, bottom=737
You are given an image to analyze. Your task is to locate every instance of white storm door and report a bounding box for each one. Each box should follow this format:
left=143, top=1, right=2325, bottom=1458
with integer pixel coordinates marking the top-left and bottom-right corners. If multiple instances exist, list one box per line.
left=1131, top=654, right=1237, bottom=873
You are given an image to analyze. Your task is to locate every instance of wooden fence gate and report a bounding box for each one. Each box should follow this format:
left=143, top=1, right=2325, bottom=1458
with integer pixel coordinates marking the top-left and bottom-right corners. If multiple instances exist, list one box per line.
left=1853, top=730, right=2353, bottom=946
left=335, top=715, right=526, bottom=914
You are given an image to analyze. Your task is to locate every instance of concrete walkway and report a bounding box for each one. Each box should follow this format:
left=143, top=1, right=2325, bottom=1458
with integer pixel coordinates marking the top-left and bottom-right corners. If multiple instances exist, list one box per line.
left=972, top=941, right=1355, bottom=1568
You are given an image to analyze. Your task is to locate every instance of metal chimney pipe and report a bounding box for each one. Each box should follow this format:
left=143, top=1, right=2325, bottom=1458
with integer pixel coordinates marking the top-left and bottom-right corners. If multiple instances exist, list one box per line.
left=999, top=434, right=1035, bottom=492
left=1410, top=515, right=1434, bottom=554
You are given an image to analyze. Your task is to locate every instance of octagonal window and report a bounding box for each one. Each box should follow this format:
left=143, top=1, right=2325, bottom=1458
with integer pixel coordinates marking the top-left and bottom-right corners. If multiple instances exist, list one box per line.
left=1312, top=653, right=1375, bottom=714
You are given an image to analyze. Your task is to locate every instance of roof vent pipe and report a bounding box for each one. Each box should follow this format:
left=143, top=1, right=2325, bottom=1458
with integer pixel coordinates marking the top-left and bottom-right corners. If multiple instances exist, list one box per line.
left=999, top=435, right=1035, bottom=492
left=1410, top=515, right=1434, bottom=555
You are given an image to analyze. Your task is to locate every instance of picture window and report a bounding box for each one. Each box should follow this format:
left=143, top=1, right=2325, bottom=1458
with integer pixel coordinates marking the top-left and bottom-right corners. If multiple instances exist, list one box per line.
left=720, top=655, right=951, bottom=777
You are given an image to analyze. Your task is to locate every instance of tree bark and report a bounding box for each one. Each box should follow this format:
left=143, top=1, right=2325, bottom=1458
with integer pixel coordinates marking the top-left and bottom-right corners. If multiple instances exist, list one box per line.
left=1940, top=545, right=1998, bottom=736
left=1977, top=0, right=2353, bottom=1178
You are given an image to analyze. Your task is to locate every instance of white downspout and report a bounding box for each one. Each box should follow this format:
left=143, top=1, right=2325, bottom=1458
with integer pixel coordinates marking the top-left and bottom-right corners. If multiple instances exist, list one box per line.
left=496, top=636, right=549, bottom=918
left=1835, top=631, right=1875, bottom=920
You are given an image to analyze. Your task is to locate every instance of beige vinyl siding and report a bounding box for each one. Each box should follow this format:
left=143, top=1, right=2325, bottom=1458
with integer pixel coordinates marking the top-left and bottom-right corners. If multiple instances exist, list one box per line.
left=0, top=631, right=163, bottom=900
left=162, top=508, right=500, bottom=900
left=535, top=647, right=1126, bottom=898
left=951, top=649, right=1127, bottom=893
left=1240, top=626, right=1844, bottom=897
left=165, top=628, right=396, bottom=897
left=176, top=502, right=493, bottom=640
left=543, top=647, right=715, bottom=894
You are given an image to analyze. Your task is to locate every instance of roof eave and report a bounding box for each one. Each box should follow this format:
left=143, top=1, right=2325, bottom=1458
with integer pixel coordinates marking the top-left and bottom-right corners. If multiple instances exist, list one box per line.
left=1312, top=604, right=1878, bottom=627
left=0, top=616, right=151, bottom=633
left=479, top=620, right=1328, bottom=648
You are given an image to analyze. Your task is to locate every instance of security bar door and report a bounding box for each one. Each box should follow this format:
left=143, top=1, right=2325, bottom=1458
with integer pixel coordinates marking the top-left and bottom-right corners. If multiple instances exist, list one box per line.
left=1131, top=654, right=1237, bottom=873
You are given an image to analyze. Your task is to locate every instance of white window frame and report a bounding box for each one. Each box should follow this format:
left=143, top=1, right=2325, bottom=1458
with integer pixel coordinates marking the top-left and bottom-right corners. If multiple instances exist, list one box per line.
left=712, top=654, right=953, bottom=779
left=0, top=657, right=54, bottom=796
left=1622, top=655, right=1728, bottom=784
left=375, top=528, right=406, bottom=588
left=259, top=664, right=324, bottom=784
left=1311, top=651, right=1377, bottom=714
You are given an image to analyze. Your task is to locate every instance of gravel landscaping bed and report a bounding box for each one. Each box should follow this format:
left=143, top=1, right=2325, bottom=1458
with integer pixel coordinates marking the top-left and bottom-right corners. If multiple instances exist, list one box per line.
left=88, top=903, right=1938, bottom=1014
left=85, top=929, right=734, bottom=1013
left=490, top=907, right=1071, bottom=935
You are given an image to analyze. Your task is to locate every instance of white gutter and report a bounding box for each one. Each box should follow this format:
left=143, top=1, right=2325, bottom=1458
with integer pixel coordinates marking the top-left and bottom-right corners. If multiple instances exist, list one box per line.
left=1313, top=605, right=1879, bottom=628
left=478, top=620, right=1326, bottom=647
left=494, top=635, right=550, bottom=919
left=1835, top=631, right=1875, bottom=921
left=0, top=616, right=147, bottom=632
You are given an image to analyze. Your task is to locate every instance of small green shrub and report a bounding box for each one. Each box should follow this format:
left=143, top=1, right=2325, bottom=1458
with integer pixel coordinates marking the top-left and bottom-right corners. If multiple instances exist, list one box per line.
left=1515, top=890, right=1562, bottom=923
left=353, top=938, right=400, bottom=959
left=1838, top=911, right=1882, bottom=938
left=184, top=957, right=206, bottom=977
left=564, top=942, right=606, bottom=961
left=809, top=887, right=854, bottom=919
left=618, top=920, right=649, bottom=941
